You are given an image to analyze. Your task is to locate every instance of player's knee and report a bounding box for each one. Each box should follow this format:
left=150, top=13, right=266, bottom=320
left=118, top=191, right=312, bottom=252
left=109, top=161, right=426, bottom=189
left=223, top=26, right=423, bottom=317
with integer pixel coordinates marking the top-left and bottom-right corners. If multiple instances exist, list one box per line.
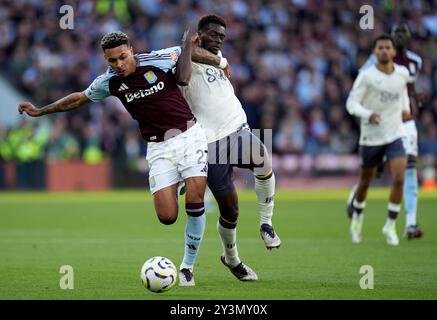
left=252, top=152, right=272, bottom=176
left=254, top=164, right=272, bottom=178
left=393, top=174, right=405, bottom=187
left=184, top=181, right=206, bottom=204
left=185, top=193, right=204, bottom=204
left=220, top=209, right=238, bottom=223
left=156, top=209, right=178, bottom=225
left=218, top=202, right=239, bottom=223
left=158, top=215, right=177, bottom=225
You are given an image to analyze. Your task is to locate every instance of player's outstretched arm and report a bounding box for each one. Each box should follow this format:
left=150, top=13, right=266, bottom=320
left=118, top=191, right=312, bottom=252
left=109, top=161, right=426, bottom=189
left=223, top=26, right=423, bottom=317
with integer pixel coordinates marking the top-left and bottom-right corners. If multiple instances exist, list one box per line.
left=175, top=28, right=196, bottom=86
left=18, top=92, right=90, bottom=117
left=191, top=46, right=221, bottom=66
left=191, top=46, right=230, bottom=78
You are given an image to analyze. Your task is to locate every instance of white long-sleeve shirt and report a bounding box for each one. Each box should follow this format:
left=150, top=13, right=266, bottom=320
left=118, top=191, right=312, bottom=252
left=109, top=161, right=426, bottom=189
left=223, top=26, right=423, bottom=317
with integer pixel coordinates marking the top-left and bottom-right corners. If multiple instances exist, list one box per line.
left=181, top=62, right=247, bottom=143
left=346, top=64, right=410, bottom=146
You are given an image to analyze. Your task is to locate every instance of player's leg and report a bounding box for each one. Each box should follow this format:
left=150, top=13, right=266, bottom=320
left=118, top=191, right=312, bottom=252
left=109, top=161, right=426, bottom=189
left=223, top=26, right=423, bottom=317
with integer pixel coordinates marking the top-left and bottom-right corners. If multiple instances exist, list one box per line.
left=215, top=190, right=240, bottom=267
left=348, top=144, right=383, bottom=243
left=204, top=186, right=215, bottom=213
left=382, top=139, right=408, bottom=246
left=208, top=162, right=257, bottom=281
left=146, top=138, right=181, bottom=224
left=404, top=155, right=419, bottom=228
left=147, top=157, right=180, bottom=224
left=402, top=120, right=423, bottom=239
left=153, top=183, right=179, bottom=224
left=177, top=123, right=208, bottom=286
left=375, top=160, right=386, bottom=178
left=349, top=166, right=377, bottom=243
left=238, top=127, right=280, bottom=249
left=179, top=175, right=207, bottom=286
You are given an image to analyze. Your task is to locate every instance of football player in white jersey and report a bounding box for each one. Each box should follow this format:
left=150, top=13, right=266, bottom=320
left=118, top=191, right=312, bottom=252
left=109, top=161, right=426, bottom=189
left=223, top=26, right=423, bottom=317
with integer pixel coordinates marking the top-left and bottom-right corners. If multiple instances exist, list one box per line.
left=181, top=14, right=281, bottom=282
left=346, top=35, right=411, bottom=246
left=359, top=23, right=424, bottom=239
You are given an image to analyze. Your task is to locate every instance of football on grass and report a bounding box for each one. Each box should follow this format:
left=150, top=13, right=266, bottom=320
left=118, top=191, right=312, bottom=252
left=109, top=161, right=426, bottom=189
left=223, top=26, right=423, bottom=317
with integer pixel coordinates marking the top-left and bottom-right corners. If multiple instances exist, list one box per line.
left=140, top=256, right=177, bottom=292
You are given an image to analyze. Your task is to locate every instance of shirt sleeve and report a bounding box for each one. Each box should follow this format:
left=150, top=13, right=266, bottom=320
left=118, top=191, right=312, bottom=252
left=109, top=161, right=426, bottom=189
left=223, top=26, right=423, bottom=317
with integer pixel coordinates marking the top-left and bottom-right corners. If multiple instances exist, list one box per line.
left=407, top=51, right=422, bottom=83
left=401, top=85, right=410, bottom=113
left=84, top=72, right=112, bottom=102
left=346, top=72, right=373, bottom=120
left=137, top=47, right=182, bottom=72
left=151, top=46, right=182, bottom=58
left=400, top=66, right=415, bottom=84
left=146, top=46, right=182, bottom=72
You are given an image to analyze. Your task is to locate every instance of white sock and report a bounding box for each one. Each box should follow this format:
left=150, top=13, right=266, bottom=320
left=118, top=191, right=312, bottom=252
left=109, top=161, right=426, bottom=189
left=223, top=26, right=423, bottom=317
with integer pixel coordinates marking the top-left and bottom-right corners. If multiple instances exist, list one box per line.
left=352, top=212, right=364, bottom=222
left=387, top=202, right=401, bottom=223
left=217, top=219, right=241, bottom=268
left=406, top=212, right=417, bottom=227
left=353, top=199, right=366, bottom=213
left=255, top=171, right=275, bottom=226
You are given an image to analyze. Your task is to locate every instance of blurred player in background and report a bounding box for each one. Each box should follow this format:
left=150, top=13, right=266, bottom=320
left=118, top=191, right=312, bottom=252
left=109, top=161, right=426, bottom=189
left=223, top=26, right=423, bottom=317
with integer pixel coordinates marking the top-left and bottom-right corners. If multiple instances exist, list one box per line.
left=359, top=23, right=424, bottom=240
left=346, top=35, right=411, bottom=246
left=18, top=29, right=228, bottom=287
left=181, top=14, right=280, bottom=282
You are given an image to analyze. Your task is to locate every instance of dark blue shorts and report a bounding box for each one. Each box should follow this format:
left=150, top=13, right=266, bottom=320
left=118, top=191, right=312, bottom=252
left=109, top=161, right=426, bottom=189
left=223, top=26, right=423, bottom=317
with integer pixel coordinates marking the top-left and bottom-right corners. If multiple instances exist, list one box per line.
left=207, top=126, right=265, bottom=195
left=359, top=138, right=406, bottom=168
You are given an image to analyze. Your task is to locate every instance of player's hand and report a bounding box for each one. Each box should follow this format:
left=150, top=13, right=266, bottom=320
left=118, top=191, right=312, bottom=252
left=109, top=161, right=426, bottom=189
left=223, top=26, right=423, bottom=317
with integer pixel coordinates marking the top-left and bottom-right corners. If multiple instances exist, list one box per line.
left=18, top=102, right=41, bottom=117
left=191, top=32, right=200, bottom=47
left=415, top=91, right=426, bottom=108
left=368, top=112, right=381, bottom=124
left=402, top=111, right=412, bottom=122
left=182, top=26, right=198, bottom=47
left=224, top=63, right=231, bottom=79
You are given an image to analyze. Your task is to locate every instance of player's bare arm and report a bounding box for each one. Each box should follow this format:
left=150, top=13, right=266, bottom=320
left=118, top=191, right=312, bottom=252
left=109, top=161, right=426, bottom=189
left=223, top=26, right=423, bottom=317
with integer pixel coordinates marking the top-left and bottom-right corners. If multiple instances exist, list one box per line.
left=191, top=44, right=231, bottom=79
left=402, top=110, right=412, bottom=121
left=18, top=91, right=90, bottom=117
left=191, top=46, right=221, bottom=66
left=369, top=112, right=381, bottom=124
left=175, top=28, right=196, bottom=86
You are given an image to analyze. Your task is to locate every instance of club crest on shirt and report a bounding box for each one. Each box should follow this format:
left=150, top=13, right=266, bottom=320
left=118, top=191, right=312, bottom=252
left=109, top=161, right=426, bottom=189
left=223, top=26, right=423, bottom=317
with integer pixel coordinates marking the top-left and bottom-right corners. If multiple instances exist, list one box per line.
left=144, top=71, right=157, bottom=84
left=149, top=176, right=156, bottom=188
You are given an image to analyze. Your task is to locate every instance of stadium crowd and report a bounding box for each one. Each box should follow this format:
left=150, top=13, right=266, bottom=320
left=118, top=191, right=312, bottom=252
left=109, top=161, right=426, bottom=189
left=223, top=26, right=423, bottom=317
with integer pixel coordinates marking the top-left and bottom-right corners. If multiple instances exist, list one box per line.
left=1, top=0, right=437, bottom=187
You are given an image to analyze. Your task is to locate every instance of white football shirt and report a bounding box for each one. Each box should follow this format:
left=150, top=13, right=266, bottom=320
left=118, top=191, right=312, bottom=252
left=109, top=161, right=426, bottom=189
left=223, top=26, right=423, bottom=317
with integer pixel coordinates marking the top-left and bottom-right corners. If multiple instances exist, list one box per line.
left=346, top=64, right=410, bottom=146
left=181, top=62, right=247, bottom=143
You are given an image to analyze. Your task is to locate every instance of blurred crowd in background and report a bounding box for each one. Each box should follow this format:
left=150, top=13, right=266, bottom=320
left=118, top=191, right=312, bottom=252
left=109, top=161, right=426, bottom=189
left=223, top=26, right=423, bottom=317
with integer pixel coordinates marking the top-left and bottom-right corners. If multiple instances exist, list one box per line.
left=1, top=0, right=437, bottom=188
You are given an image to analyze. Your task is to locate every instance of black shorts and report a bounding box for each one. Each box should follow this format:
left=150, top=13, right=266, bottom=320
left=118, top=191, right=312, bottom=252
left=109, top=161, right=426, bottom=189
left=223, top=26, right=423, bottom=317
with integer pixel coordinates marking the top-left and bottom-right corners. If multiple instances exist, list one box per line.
left=207, top=125, right=265, bottom=195
left=359, top=138, right=406, bottom=169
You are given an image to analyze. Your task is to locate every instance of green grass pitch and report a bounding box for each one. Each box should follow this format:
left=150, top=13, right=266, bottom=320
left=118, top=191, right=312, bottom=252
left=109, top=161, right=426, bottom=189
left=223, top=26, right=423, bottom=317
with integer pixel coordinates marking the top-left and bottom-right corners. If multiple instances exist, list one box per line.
left=0, top=189, right=436, bottom=300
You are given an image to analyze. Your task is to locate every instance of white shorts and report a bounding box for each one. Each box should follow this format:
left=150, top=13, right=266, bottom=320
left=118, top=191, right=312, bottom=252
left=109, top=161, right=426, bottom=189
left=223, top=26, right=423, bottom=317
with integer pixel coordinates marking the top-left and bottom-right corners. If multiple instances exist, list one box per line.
left=146, top=123, right=208, bottom=194
left=402, top=120, right=418, bottom=157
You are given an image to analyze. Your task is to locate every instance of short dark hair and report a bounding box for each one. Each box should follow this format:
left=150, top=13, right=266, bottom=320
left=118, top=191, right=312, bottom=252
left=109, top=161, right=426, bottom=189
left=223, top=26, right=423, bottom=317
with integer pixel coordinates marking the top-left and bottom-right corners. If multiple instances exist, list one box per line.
left=391, top=22, right=410, bottom=34
left=373, top=34, right=395, bottom=49
left=198, top=14, right=226, bottom=31
left=101, top=31, right=130, bottom=51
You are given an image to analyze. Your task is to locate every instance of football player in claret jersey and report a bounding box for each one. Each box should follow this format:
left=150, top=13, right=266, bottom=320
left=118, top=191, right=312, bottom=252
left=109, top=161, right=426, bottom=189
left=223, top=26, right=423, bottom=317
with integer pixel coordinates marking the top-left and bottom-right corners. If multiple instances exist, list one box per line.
left=17, top=30, right=228, bottom=287
left=359, top=23, right=424, bottom=239
left=346, top=35, right=411, bottom=246
left=181, top=14, right=280, bottom=282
